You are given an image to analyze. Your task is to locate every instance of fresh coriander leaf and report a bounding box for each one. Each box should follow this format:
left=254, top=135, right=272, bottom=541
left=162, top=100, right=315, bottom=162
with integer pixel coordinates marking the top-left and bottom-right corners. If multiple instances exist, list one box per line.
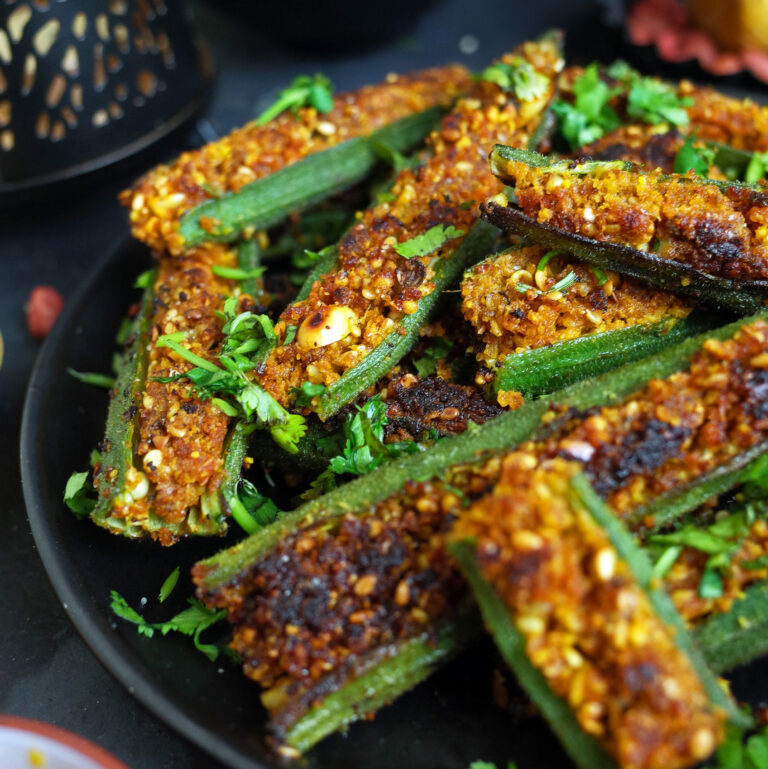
left=480, top=58, right=549, bottom=102
left=468, top=762, right=498, bottom=769
left=605, top=59, right=637, bottom=83
left=111, top=589, right=228, bottom=661
left=158, top=567, right=180, bottom=603
left=748, top=732, right=768, bottom=769
left=115, top=316, right=133, bottom=346
left=745, top=153, right=768, bottom=184
left=134, top=269, right=154, bottom=289
left=413, top=338, right=454, bottom=378
left=211, top=397, right=239, bottom=417
left=211, top=265, right=266, bottom=281
left=698, top=568, right=724, bottom=599
left=67, top=367, right=115, bottom=389
left=674, top=134, right=715, bottom=177
left=536, top=250, right=558, bottom=273
left=552, top=63, right=620, bottom=150
left=256, top=73, right=335, bottom=125
left=110, top=590, right=155, bottom=637
left=591, top=267, right=608, bottom=285
left=650, top=526, right=735, bottom=555
left=284, top=325, right=298, bottom=345
left=652, top=545, right=683, bottom=578
left=156, top=334, right=221, bottom=373
left=270, top=413, right=308, bottom=454
left=292, top=381, right=326, bottom=408
left=229, top=478, right=280, bottom=534
left=63, top=470, right=96, bottom=518
left=394, top=224, right=465, bottom=258
left=627, top=77, right=691, bottom=127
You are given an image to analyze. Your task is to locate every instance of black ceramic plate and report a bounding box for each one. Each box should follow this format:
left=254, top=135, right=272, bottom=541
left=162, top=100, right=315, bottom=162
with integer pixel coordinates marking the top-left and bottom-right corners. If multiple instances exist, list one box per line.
left=20, top=238, right=768, bottom=769
left=19, top=237, right=573, bottom=769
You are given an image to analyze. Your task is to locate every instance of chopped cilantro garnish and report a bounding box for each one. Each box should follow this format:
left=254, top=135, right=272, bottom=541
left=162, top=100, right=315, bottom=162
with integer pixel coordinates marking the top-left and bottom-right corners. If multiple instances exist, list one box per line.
left=154, top=298, right=305, bottom=453
left=479, top=57, right=549, bottom=102
left=745, top=152, right=768, bottom=184
left=306, top=395, right=421, bottom=497
left=134, top=269, right=154, bottom=289
left=110, top=590, right=228, bottom=662
left=158, top=567, right=180, bottom=603
left=591, top=267, right=608, bottom=286
left=211, top=265, right=266, bottom=281
left=701, top=719, right=768, bottom=769
left=698, top=568, right=724, bottom=599
left=63, top=470, right=96, bottom=518
left=551, top=63, right=620, bottom=150
left=256, top=73, right=335, bottom=125
left=394, top=224, right=465, bottom=259
left=292, top=381, right=326, bottom=408
left=413, top=338, right=454, bottom=378
left=468, top=761, right=517, bottom=769
left=67, top=368, right=116, bottom=389
left=626, top=76, right=691, bottom=127
left=515, top=270, right=578, bottom=296
left=536, top=250, right=558, bottom=273
left=674, top=133, right=715, bottom=177
left=228, top=478, right=280, bottom=534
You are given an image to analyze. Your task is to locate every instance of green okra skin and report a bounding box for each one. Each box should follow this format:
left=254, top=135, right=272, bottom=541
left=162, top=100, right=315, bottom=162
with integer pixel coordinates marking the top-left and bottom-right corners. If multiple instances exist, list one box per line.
left=697, top=581, right=768, bottom=674
left=314, top=220, right=501, bottom=419
left=494, top=311, right=719, bottom=400
left=571, top=476, right=749, bottom=727
left=275, top=601, right=478, bottom=752
left=451, top=476, right=748, bottom=769
left=198, top=310, right=768, bottom=590
left=92, top=276, right=227, bottom=538
left=178, top=108, right=445, bottom=249
left=483, top=145, right=768, bottom=314
left=237, top=238, right=262, bottom=298
left=450, top=539, right=618, bottom=769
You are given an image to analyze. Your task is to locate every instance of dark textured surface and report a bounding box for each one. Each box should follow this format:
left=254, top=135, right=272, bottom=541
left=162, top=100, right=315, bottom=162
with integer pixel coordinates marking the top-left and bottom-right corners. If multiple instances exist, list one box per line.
left=9, top=2, right=768, bottom=769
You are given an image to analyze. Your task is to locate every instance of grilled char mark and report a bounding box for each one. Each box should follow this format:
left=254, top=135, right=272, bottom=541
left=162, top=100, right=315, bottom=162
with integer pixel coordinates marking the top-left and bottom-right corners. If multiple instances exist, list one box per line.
left=498, top=152, right=768, bottom=283
left=539, top=319, right=768, bottom=516
left=123, top=65, right=472, bottom=255
left=569, top=418, right=692, bottom=497
left=258, top=39, right=564, bottom=407
left=383, top=373, right=501, bottom=441
left=453, top=457, right=725, bottom=769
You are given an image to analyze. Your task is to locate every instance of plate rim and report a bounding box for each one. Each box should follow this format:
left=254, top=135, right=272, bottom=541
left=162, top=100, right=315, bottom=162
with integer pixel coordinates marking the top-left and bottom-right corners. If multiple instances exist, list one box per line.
left=19, top=237, right=270, bottom=769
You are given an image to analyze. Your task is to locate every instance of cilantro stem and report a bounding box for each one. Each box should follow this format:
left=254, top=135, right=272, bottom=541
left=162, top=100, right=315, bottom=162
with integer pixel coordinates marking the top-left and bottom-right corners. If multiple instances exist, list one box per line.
left=156, top=335, right=221, bottom=374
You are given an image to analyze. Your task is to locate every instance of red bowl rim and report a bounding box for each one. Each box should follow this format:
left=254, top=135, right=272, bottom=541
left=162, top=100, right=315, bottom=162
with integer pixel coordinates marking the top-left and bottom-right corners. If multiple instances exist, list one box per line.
left=0, top=716, right=131, bottom=769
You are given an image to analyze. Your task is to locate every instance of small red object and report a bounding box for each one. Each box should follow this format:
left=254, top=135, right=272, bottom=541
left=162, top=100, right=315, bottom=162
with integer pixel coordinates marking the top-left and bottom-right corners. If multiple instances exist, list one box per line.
left=26, top=285, right=65, bottom=339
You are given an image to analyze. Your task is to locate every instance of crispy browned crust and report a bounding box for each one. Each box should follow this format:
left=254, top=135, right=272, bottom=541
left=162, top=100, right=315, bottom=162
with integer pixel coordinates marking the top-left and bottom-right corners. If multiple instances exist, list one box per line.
left=452, top=456, right=725, bottom=769
left=198, top=461, right=499, bottom=711
left=533, top=319, right=768, bottom=518
left=122, top=66, right=471, bottom=255
left=461, top=245, right=692, bottom=369
left=381, top=372, right=501, bottom=441
left=504, top=155, right=768, bottom=281
left=257, top=39, right=564, bottom=407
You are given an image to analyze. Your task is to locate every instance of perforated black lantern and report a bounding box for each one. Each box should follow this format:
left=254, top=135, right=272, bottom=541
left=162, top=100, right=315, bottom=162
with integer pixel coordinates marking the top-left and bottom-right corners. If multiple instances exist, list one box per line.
left=0, top=0, right=212, bottom=197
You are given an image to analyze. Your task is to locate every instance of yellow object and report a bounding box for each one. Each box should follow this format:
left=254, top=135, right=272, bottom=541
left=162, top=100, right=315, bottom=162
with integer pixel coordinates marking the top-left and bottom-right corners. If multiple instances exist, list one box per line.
left=689, top=0, right=768, bottom=50
left=27, top=747, right=46, bottom=767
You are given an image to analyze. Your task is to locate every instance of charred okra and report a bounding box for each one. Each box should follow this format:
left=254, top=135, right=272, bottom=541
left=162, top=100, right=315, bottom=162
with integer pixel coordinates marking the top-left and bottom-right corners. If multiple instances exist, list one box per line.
left=481, top=146, right=768, bottom=312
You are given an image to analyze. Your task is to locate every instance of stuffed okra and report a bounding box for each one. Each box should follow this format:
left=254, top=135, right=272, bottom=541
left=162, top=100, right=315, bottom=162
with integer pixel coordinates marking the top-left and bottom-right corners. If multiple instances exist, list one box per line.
left=461, top=244, right=707, bottom=401
left=482, top=146, right=768, bottom=312
left=256, top=36, right=565, bottom=420
left=92, top=244, right=255, bottom=543
left=451, top=458, right=737, bottom=769
left=193, top=315, right=768, bottom=754
left=123, top=66, right=471, bottom=255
